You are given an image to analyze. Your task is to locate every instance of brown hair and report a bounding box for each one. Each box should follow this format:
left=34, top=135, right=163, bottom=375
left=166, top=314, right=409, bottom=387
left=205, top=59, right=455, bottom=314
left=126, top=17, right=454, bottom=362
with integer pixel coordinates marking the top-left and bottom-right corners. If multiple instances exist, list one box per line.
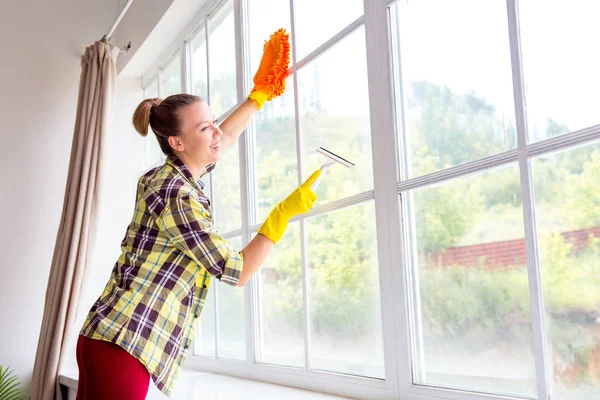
left=132, top=94, right=202, bottom=156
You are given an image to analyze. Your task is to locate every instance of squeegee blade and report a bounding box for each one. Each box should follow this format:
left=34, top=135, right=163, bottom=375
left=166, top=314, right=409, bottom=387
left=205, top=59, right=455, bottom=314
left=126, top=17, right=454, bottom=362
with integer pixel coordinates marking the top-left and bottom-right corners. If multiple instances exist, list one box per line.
left=316, top=147, right=355, bottom=168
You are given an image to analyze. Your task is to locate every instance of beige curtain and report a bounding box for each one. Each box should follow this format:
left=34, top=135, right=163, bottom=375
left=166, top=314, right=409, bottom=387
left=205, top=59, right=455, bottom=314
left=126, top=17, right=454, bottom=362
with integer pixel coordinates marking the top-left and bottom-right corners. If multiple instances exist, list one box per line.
left=31, top=41, right=118, bottom=400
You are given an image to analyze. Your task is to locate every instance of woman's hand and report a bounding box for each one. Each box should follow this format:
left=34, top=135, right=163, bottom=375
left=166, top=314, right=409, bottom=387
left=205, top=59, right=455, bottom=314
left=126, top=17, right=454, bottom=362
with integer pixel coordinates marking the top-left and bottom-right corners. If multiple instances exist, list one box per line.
left=248, top=28, right=291, bottom=110
left=257, top=169, right=321, bottom=244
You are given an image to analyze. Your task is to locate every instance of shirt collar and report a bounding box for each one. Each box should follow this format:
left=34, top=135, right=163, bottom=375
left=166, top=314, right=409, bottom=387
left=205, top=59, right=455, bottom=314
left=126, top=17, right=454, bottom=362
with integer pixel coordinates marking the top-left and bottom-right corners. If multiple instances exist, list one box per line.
left=166, top=155, right=215, bottom=191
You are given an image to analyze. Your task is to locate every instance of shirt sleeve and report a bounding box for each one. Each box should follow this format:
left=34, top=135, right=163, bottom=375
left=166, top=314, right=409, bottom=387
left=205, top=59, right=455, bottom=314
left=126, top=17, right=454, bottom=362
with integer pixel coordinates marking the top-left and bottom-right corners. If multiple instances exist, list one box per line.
left=157, top=193, right=243, bottom=286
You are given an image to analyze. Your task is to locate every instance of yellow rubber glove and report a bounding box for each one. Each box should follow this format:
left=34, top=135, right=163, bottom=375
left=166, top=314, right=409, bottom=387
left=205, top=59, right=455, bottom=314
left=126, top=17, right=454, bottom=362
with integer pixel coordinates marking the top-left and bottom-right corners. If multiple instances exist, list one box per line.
left=258, top=170, right=321, bottom=243
left=248, top=28, right=291, bottom=110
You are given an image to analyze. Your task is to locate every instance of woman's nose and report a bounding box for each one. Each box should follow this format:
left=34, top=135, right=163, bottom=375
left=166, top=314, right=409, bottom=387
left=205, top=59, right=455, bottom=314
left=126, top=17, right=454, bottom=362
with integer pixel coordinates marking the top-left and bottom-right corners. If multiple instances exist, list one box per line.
left=213, top=125, right=223, bottom=137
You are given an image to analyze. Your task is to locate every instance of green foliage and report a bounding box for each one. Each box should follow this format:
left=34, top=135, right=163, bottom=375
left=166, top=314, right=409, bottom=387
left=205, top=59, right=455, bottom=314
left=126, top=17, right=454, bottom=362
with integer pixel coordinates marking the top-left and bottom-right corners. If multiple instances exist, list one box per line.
left=0, top=366, right=28, bottom=400
left=307, top=205, right=380, bottom=337
left=408, top=81, right=508, bottom=175
left=565, top=151, right=600, bottom=228
left=539, top=233, right=600, bottom=312
left=419, top=265, right=530, bottom=338
left=414, top=181, right=481, bottom=252
left=259, top=205, right=380, bottom=338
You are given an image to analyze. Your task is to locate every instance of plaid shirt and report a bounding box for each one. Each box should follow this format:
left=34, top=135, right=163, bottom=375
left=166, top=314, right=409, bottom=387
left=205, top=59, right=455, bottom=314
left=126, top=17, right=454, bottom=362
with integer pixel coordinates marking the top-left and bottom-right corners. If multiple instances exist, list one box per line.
left=80, top=155, right=243, bottom=396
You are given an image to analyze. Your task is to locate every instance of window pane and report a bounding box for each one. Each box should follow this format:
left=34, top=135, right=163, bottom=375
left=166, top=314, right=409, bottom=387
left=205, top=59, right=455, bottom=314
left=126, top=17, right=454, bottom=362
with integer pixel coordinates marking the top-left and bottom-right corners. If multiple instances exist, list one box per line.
left=406, top=165, right=535, bottom=396
left=159, top=52, right=181, bottom=97
left=533, top=143, right=600, bottom=398
left=247, top=0, right=297, bottom=222
left=293, top=0, right=363, bottom=61
left=520, top=1, right=600, bottom=142
left=256, top=223, right=304, bottom=367
left=253, top=86, right=297, bottom=222
left=191, top=26, right=208, bottom=99
left=211, top=144, right=241, bottom=234
left=217, top=236, right=246, bottom=360
left=143, top=78, right=164, bottom=168
left=194, top=281, right=216, bottom=357
left=208, top=1, right=237, bottom=116
left=306, top=202, right=384, bottom=378
left=390, top=0, right=516, bottom=178
left=298, top=27, right=373, bottom=205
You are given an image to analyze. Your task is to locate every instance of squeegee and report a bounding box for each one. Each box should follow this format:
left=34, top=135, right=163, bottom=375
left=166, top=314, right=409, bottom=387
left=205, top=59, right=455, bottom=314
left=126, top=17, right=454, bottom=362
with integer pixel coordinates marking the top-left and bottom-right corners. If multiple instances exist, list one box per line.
left=310, top=147, right=355, bottom=191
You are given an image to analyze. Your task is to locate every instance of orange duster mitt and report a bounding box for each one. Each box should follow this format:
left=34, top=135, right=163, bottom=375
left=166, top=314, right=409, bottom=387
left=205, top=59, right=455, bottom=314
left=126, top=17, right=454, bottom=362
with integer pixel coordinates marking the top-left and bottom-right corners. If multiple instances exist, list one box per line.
left=248, top=28, right=291, bottom=110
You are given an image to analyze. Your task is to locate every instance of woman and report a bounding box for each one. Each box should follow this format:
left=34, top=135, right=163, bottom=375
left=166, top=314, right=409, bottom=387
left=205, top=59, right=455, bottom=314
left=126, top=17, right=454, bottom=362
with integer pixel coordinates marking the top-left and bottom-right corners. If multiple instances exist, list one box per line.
left=76, top=30, right=320, bottom=399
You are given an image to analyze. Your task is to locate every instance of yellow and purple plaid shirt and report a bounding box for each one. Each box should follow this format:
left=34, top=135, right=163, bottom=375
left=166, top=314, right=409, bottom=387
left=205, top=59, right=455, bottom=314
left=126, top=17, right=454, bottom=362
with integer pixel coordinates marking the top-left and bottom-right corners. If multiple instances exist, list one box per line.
left=80, top=155, right=243, bottom=396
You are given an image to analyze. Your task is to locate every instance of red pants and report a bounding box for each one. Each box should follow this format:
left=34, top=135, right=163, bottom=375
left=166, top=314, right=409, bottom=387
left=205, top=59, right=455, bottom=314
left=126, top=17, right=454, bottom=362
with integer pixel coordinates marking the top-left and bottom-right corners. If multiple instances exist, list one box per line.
left=76, top=335, right=150, bottom=400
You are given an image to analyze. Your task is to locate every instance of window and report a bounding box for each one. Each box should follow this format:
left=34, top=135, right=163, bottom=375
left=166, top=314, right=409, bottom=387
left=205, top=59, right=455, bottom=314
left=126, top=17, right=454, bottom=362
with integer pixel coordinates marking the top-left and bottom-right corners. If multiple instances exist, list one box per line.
left=159, top=51, right=182, bottom=97
left=391, top=0, right=600, bottom=399
left=404, top=165, right=535, bottom=396
left=139, top=0, right=600, bottom=398
left=216, top=236, right=245, bottom=360
left=293, top=0, right=363, bottom=61
left=208, top=1, right=237, bottom=117
left=188, top=0, right=244, bottom=362
left=190, top=25, right=208, bottom=100
left=246, top=0, right=384, bottom=380
left=392, top=0, right=516, bottom=178
left=519, top=1, right=600, bottom=142
left=533, top=143, right=600, bottom=399
left=207, top=1, right=241, bottom=234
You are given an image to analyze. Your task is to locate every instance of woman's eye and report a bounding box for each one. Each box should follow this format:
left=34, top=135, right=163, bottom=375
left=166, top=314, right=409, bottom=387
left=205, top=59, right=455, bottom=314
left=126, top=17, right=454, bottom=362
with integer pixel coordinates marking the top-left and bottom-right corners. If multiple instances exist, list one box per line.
left=201, top=126, right=209, bottom=132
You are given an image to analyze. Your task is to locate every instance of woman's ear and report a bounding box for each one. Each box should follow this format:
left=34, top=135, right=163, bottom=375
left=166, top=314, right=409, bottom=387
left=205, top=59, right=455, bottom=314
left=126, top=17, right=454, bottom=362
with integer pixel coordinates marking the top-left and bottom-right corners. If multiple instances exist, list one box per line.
left=168, top=135, right=184, bottom=152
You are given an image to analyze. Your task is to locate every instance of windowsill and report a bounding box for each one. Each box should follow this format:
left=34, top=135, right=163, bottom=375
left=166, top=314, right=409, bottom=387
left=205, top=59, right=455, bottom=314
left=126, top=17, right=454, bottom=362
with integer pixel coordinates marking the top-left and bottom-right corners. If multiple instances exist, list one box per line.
left=58, top=368, right=350, bottom=399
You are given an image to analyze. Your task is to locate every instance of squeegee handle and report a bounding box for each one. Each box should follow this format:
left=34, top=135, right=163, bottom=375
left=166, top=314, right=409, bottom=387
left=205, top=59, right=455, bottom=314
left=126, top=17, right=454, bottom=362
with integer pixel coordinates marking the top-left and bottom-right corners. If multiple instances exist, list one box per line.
left=310, top=163, right=331, bottom=191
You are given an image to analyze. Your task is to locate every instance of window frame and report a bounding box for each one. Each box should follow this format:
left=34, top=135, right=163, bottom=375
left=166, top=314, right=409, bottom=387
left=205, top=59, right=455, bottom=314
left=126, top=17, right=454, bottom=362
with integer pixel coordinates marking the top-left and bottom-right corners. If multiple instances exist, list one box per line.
left=138, top=0, right=600, bottom=399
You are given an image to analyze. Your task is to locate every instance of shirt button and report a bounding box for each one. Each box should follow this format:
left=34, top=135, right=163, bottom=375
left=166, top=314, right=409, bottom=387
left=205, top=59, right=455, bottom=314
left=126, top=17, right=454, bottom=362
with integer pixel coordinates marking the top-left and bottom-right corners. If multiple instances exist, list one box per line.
left=194, top=314, right=199, bottom=319
left=184, top=343, right=189, bottom=350
left=203, top=284, right=207, bottom=289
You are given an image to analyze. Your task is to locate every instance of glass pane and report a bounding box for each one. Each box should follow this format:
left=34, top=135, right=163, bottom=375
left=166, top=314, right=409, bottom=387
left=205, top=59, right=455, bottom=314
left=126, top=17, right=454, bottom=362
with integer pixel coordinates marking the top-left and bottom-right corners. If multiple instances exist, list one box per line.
left=520, top=1, right=600, bottom=142
left=256, top=224, right=304, bottom=367
left=293, top=0, right=363, bottom=61
left=390, top=0, right=516, bottom=178
left=194, top=280, right=216, bottom=357
left=254, top=86, right=297, bottom=222
left=217, top=236, right=246, bottom=360
left=143, top=78, right=164, bottom=168
left=406, top=165, right=535, bottom=396
left=159, top=51, right=181, bottom=97
left=208, top=1, right=237, bottom=116
left=298, top=27, right=372, bottom=206
left=211, top=143, right=241, bottom=234
left=533, top=142, right=600, bottom=398
left=247, top=0, right=297, bottom=222
left=306, top=202, right=384, bottom=378
left=191, top=26, right=208, bottom=100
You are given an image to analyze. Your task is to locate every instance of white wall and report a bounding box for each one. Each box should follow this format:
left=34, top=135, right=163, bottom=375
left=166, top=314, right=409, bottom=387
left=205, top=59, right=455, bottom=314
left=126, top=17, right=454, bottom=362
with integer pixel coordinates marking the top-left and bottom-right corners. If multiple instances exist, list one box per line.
left=0, top=0, right=177, bottom=394
left=0, top=0, right=121, bottom=392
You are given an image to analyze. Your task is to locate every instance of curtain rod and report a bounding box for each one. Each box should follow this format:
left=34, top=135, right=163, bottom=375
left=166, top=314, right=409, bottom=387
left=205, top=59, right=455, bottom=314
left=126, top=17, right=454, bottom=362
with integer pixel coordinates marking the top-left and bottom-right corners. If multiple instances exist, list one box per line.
left=102, top=0, right=134, bottom=41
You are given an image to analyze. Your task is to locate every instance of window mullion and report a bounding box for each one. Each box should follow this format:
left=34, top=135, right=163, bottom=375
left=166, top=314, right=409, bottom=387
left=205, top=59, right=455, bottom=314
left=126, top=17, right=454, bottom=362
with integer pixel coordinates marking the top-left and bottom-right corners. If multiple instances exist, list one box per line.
left=180, top=40, right=189, bottom=94
left=507, top=1, right=551, bottom=399
left=287, top=0, right=312, bottom=372
left=363, top=0, right=403, bottom=397
left=232, top=0, right=255, bottom=367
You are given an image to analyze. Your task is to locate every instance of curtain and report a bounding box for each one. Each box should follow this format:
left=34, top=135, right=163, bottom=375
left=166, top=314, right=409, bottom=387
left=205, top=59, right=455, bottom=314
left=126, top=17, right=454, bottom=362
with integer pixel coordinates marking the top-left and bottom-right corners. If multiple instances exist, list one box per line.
left=30, top=41, right=118, bottom=400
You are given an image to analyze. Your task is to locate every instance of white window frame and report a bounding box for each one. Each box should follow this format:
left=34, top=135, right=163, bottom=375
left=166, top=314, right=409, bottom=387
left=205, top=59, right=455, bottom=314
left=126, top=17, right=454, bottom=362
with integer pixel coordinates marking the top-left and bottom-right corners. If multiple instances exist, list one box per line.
left=139, top=0, right=600, bottom=399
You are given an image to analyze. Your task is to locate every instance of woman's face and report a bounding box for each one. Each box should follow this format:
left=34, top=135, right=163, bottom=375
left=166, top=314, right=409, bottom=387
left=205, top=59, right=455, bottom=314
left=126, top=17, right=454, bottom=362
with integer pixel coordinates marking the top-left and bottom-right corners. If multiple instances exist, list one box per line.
left=176, top=101, right=223, bottom=170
